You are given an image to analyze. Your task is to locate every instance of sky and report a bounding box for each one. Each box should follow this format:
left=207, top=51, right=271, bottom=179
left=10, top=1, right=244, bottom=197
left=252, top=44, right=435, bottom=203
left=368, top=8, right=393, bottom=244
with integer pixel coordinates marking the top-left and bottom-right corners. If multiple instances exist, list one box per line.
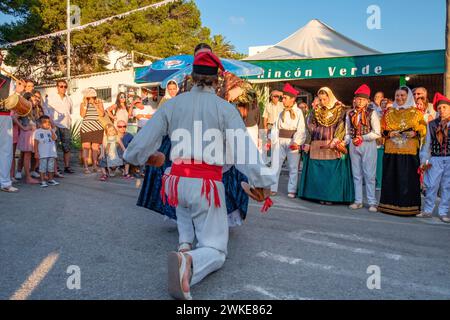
left=0, top=0, right=445, bottom=55
left=195, top=0, right=445, bottom=54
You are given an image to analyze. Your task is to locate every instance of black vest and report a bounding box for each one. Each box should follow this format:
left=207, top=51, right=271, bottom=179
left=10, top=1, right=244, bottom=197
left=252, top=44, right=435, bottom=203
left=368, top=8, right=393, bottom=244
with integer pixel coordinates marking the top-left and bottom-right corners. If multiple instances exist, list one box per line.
left=348, top=108, right=374, bottom=138
left=0, top=74, right=12, bottom=113
left=429, top=118, right=450, bottom=157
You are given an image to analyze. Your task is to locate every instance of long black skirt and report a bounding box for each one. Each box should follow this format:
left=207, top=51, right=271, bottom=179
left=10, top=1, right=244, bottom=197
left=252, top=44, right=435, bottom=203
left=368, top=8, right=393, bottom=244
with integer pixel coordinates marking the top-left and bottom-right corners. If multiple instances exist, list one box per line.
left=378, top=153, right=421, bottom=216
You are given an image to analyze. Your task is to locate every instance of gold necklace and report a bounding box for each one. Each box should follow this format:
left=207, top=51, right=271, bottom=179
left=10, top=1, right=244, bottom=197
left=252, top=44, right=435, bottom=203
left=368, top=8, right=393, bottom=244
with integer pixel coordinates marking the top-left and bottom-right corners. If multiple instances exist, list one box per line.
left=315, top=104, right=343, bottom=127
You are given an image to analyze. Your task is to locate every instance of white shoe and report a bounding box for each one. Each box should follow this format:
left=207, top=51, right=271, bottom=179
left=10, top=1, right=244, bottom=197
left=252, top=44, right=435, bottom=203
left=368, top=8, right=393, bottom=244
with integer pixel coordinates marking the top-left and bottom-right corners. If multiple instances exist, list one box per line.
left=288, top=193, right=296, bottom=198
left=47, top=180, right=60, bottom=186
left=40, top=182, right=48, bottom=188
left=349, top=203, right=363, bottom=210
left=1, top=186, right=19, bottom=193
left=31, top=171, right=40, bottom=179
left=369, top=206, right=378, bottom=213
left=15, top=172, right=22, bottom=180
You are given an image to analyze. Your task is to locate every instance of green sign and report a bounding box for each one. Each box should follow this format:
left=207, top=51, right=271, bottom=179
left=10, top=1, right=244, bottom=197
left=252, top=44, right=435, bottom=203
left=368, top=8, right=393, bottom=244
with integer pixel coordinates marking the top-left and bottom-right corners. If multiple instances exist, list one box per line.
left=246, top=50, right=444, bottom=81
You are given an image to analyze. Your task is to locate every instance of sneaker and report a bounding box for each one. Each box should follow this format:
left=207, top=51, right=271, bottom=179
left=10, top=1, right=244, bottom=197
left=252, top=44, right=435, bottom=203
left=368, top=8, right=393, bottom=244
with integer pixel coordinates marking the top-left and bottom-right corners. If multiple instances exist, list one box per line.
left=15, top=172, right=22, bottom=180
left=349, top=203, right=363, bottom=210
left=40, top=181, right=48, bottom=188
left=55, top=171, right=65, bottom=178
left=288, top=193, right=296, bottom=198
left=31, top=171, right=40, bottom=179
left=1, top=185, right=19, bottom=193
left=369, top=206, right=378, bottom=213
left=47, top=180, right=60, bottom=186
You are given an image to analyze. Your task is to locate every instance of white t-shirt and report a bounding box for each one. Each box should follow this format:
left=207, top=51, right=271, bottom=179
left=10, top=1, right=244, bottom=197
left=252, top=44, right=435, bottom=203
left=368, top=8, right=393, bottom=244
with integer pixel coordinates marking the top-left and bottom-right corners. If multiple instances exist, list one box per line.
left=133, top=105, right=155, bottom=128
left=33, top=128, right=57, bottom=158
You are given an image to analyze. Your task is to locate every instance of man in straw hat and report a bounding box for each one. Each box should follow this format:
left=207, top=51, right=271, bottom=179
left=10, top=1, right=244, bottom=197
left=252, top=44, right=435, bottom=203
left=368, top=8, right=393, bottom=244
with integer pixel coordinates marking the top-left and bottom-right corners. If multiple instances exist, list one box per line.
left=345, top=84, right=381, bottom=212
left=124, top=51, right=276, bottom=300
left=417, top=92, right=450, bottom=223
left=0, top=51, right=21, bottom=193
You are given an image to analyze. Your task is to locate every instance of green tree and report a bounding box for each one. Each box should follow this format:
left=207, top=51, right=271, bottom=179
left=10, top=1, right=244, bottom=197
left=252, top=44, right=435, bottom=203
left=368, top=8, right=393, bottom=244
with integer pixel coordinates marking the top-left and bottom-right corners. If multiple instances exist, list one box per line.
left=0, top=0, right=244, bottom=83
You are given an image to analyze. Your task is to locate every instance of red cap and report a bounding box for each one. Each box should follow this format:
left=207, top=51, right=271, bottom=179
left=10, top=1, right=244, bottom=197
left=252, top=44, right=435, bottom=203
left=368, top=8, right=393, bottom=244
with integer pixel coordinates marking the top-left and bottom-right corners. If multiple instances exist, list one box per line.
left=282, top=83, right=299, bottom=98
left=193, top=52, right=224, bottom=75
left=433, top=92, right=450, bottom=111
left=354, top=84, right=371, bottom=99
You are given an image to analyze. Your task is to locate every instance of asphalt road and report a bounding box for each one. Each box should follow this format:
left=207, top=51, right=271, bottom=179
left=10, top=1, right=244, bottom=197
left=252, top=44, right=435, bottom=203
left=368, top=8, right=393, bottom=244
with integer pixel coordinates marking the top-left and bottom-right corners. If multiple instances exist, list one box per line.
left=1, top=167, right=450, bottom=300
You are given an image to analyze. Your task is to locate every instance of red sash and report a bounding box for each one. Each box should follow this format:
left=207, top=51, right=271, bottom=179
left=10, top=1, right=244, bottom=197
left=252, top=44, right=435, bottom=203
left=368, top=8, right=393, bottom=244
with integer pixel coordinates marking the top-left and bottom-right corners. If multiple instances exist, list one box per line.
left=161, top=161, right=223, bottom=208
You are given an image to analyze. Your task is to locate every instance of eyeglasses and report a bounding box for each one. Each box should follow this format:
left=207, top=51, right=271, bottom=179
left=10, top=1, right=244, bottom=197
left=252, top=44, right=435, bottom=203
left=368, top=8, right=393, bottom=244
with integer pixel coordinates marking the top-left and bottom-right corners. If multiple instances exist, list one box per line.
left=117, top=126, right=127, bottom=128
left=59, top=85, right=68, bottom=89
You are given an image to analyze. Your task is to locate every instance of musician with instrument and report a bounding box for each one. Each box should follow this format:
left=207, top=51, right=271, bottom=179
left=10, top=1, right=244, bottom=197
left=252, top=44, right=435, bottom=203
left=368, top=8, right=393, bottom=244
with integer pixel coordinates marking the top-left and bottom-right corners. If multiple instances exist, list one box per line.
left=0, top=51, right=29, bottom=192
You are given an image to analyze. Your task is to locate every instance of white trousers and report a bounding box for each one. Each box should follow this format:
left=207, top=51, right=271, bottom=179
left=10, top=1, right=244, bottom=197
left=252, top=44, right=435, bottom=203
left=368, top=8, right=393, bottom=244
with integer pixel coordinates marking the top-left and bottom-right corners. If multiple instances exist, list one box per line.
left=424, top=156, right=450, bottom=216
left=271, top=138, right=300, bottom=193
left=167, top=176, right=228, bottom=287
left=0, top=116, right=13, bottom=189
left=246, top=124, right=259, bottom=150
left=349, top=140, right=378, bottom=206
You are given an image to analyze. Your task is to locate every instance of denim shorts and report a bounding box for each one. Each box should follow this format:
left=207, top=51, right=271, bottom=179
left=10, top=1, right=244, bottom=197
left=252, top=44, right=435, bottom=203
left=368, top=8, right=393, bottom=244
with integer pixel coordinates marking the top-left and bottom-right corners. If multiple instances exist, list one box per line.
left=39, top=157, right=55, bottom=173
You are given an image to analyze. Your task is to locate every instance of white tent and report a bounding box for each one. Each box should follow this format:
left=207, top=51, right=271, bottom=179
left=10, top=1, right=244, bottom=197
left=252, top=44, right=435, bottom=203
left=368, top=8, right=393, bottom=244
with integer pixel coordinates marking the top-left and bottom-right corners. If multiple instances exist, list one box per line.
left=244, top=19, right=380, bottom=61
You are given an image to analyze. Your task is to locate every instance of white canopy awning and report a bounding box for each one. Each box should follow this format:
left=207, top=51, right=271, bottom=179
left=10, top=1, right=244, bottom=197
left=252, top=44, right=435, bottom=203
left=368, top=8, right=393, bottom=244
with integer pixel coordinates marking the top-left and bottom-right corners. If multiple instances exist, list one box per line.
left=244, top=19, right=380, bottom=61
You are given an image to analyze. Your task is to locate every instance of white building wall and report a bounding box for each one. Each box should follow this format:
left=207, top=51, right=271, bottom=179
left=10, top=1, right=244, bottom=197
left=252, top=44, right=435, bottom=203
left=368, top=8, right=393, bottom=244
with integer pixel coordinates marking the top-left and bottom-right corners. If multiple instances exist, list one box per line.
left=38, top=69, right=136, bottom=124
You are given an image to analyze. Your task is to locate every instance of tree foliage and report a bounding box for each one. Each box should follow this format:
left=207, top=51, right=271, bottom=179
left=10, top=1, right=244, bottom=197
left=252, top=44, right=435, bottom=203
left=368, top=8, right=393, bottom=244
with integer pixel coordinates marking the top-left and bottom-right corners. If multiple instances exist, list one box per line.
left=0, top=0, right=244, bottom=83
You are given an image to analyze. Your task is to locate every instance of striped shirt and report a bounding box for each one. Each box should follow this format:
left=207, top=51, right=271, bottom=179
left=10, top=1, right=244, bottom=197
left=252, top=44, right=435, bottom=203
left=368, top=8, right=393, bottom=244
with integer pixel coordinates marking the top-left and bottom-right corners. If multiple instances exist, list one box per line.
left=81, top=103, right=104, bottom=133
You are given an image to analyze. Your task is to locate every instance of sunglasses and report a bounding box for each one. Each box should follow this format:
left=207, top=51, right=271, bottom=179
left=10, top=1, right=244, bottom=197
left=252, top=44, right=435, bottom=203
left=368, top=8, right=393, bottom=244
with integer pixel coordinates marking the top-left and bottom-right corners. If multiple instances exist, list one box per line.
left=59, top=86, right=68, bottom=89
left=272, top=95, right=281, bottom=99
left=117, top=126, right=127, bottom=128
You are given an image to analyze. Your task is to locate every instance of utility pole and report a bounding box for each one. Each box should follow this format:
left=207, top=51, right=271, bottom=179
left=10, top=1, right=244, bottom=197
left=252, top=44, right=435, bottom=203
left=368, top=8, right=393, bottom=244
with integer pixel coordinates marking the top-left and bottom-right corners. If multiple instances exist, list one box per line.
left=445, top=0, right=450, bottom=95
left=67, top=0, right=71, bottom=89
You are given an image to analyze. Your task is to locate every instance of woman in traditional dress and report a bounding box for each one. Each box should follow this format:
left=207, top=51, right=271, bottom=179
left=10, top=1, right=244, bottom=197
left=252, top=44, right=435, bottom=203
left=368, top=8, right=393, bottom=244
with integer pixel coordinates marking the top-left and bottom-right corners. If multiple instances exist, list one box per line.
left=378, top=86, right=427, bottom=216
left=298, top=87, right=354, bottom=204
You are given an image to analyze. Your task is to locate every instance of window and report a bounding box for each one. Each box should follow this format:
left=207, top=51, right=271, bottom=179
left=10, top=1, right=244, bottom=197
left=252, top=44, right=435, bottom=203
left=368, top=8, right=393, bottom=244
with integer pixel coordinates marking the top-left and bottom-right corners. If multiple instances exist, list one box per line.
left=96, top=87, right=112, bottom=103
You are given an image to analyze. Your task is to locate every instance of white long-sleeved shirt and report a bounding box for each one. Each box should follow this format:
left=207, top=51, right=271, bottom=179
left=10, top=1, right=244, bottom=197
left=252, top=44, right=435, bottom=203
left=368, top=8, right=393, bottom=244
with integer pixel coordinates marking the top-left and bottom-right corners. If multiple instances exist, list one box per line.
left=123, top=85, right=276, bottom=188
left=270, top=104, right=306, bottom=146
left=344, top=109, right=381, bottom=145
left=420, top=121, right=450, bottom=164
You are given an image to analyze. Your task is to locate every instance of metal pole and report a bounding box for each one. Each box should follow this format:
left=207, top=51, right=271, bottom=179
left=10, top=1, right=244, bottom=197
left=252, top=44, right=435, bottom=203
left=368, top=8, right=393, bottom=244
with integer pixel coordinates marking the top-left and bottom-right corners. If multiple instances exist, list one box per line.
left=67, top=0, right=71, bottom=88
left=445, top=0, right=450, bottom=95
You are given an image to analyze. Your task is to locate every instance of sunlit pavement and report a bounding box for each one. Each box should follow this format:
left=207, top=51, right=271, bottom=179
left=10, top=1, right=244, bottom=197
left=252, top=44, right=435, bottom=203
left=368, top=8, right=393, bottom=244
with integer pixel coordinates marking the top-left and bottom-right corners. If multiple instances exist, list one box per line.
left=1, top=165, right=450, bottom=300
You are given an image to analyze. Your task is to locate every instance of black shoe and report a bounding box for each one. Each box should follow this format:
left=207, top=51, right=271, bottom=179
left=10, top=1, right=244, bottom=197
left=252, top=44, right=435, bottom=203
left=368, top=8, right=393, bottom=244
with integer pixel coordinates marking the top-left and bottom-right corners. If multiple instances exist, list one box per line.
left=64, top=167, right=75, bottom=174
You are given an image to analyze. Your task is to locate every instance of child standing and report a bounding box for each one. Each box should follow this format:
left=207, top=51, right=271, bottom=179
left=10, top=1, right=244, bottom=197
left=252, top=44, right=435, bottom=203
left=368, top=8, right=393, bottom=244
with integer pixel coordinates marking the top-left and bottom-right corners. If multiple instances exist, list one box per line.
left=99, top=124, right=125, bottom=181
left=34, top=115, right=59, bottom=188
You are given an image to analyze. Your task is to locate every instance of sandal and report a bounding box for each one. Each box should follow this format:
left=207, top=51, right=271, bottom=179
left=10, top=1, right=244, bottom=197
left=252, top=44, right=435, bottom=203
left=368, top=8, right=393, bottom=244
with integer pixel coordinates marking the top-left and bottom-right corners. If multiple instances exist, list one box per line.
left=177, top=243, right=192, bottom=253
left=100, top=175, right=108, bottom=182
left=83, top=168, right=91, bottom=174
left=167, top=252, right=192, bottom=300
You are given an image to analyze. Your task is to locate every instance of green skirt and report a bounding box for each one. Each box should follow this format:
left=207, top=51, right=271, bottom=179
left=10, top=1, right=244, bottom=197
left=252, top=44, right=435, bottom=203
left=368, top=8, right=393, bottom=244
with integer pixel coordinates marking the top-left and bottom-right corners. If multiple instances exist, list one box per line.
left=298, top=153, right=354, bottom=203
left=376, top=147, right=384, bottom=189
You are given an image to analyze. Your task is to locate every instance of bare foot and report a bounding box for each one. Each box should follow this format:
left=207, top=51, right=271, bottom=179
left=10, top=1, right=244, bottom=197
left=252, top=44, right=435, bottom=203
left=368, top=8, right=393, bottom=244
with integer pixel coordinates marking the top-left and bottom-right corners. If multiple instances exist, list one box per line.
left=180, top=253, right=192, bottom=294
left=26, top=178, right=40, bottom=184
